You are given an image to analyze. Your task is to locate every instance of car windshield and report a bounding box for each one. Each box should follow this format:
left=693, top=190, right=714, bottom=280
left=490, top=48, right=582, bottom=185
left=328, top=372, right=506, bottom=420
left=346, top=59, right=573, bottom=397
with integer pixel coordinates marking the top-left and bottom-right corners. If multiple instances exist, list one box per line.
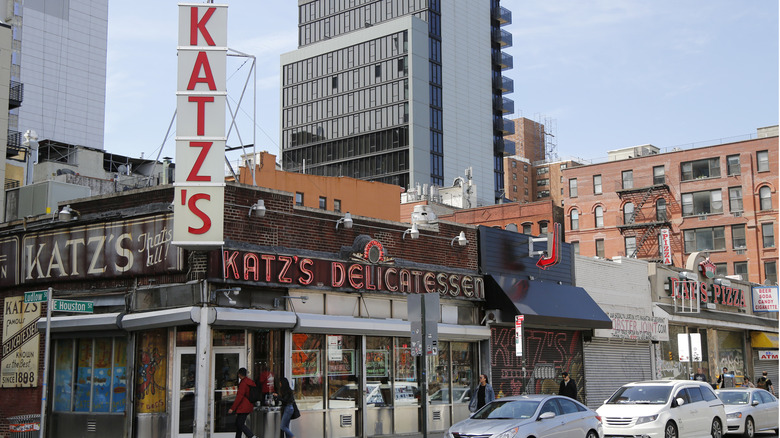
left=718, top=391, right=749, bottom=405
left=472, top=400, right=539, bottom=420
left=606, top=386, right=672, bottom=404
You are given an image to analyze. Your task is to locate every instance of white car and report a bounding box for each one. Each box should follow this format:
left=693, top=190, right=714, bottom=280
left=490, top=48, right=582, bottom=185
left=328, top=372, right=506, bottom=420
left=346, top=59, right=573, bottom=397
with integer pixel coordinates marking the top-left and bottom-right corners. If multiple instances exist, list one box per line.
left=596, top=380, right=726, bottom=438
left=715, top=387, right=779, bottom=437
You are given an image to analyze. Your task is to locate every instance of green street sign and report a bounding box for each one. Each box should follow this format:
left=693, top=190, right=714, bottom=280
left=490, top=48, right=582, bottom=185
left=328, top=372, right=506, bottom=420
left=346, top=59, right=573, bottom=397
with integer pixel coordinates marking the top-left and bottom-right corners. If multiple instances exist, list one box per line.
left=53, top=299, right=94, bottom=314
left=24, top=290, right=48, bottom=303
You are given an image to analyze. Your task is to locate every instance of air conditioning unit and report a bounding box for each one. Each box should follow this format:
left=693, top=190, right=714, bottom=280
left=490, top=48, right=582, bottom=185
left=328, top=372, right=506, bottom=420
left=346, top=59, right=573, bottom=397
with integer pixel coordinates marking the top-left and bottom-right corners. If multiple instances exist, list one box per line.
left=735, top=249, right=745, bottom=255
left=483, top=309, right=504, bottom=324
left=698, top=215, right=706, bottom=221
left=732, top=211, right=742, bottom=217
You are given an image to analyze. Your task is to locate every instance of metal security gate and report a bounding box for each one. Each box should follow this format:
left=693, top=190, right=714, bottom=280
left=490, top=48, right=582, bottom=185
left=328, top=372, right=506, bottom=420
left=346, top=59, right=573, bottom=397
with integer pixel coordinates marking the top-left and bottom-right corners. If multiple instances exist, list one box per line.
left=753, top=350, right=778, bottom=394
left=583, top=338, right=652, bottom=409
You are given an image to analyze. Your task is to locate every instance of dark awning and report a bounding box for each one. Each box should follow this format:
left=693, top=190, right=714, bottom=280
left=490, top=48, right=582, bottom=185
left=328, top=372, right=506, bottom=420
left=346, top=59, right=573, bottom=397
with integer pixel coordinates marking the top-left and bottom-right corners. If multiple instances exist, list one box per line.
left=486, top=274, right=612, bottom=329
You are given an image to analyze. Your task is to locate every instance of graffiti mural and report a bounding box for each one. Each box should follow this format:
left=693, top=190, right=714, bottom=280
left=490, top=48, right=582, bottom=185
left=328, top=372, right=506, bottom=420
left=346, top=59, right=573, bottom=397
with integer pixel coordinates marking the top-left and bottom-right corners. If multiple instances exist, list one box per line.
left=136, top=329, right=167, bottom=413
left=491, top=327, right=584, bottom=403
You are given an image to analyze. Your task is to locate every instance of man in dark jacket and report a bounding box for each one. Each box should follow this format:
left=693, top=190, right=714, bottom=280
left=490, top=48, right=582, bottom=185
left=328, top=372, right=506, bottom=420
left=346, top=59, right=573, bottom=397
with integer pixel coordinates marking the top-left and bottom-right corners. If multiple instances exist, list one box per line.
left=228, top=368, right=258, bottom=438
left=558, top=372, right=577, bottom=400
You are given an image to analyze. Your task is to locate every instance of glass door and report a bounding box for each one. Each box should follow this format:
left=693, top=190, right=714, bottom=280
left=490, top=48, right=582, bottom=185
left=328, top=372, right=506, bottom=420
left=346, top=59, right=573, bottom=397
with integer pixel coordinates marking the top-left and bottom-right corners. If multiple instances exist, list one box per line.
left=212, top=347, right=246, bottom=438
left=173, top=347, right=196, bottom=438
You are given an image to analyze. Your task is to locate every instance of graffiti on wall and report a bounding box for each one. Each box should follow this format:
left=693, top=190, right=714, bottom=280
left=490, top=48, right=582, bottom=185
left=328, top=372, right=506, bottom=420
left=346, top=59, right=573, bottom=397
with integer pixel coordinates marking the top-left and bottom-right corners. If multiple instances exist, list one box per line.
left=491, top=327, right=584, bottom=403
left=136, top=329, right=167, bottom=413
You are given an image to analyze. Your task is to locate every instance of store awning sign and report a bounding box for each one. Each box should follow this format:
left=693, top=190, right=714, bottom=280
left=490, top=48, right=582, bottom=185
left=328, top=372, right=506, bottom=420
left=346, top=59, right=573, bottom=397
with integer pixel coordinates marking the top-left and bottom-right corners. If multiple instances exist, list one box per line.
left=660, top=228, right=672, bottom=265
left=752, top=286, right=779, bottom=313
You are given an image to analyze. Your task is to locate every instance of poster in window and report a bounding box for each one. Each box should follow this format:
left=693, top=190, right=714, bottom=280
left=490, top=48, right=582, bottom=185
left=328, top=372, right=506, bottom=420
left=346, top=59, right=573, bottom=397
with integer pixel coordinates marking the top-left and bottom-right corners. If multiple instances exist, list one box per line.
left=328, top=350, right=354, bottom=376
left=395, top=346, right=416, bottom=381
left=366, top=350, right=389, bottom=377
left=112, top=339, right=127, bottom=412
left=292, top=350, right=320, bottom=378
left=92, top=338, right=112, bottom=412
left=136, top=329, right=167, bottom=413
left=53, top=340, right=74, bottom=411
left=74, top=339, right=93, bottom=412
left=1, top=296, right=41, bottom=388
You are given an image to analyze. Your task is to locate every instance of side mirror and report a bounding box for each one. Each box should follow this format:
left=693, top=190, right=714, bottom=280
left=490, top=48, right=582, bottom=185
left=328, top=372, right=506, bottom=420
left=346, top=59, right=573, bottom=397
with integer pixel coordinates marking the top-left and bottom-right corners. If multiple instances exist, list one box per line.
left=672, top=397, right=685, bottom=407
left=752, top=400, right=760, bottom=406
left=538, top=411, right=556, bottom=421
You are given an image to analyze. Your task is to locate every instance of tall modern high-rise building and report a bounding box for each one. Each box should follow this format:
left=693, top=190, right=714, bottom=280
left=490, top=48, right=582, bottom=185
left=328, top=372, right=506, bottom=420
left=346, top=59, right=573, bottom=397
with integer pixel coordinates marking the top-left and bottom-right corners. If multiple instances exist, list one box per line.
left=280, top=0, right=515, bottom=204
left=4, top=0, right=108, bottom=150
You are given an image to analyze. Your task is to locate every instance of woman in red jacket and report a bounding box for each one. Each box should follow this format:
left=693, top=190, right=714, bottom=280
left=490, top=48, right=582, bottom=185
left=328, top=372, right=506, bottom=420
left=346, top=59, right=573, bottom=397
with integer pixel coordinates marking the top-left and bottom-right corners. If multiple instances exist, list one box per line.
left=227, top=367, right=257, bottom=438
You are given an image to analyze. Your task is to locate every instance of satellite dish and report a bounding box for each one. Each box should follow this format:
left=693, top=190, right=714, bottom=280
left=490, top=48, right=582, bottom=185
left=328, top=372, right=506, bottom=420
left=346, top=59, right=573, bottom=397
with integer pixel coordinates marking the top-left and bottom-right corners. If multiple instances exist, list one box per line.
left=117, top=164, right=130, bottom=175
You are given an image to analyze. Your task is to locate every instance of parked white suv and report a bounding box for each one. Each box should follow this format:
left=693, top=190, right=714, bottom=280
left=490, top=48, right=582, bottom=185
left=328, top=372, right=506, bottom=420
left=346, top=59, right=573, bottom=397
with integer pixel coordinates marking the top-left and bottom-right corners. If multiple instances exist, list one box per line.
left=596, top=380, right=726, bottom=438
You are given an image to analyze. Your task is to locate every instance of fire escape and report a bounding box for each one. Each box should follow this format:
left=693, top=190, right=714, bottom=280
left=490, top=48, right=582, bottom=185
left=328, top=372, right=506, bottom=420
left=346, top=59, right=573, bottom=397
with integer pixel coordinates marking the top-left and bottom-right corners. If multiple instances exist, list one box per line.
left=616, top=177, right=674, bottom=260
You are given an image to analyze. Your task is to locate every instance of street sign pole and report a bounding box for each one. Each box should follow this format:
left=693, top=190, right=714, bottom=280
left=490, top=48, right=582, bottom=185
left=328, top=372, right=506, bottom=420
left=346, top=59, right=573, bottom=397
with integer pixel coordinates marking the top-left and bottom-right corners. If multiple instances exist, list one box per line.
left=39, top=287, right=52, bottom=438
left=420, top=295, right=428, bottom=438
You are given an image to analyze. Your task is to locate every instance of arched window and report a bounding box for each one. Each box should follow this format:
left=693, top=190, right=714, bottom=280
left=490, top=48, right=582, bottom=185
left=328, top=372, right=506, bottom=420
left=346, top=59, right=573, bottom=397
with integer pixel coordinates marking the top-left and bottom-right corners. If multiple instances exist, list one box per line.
left=522, top=223, right=532, bottom=234
left=623, top=203, right=634, bottom=225
left=760, top=186, right=772, bottom=210
left=656, top=198, right=667, bottom=221
left=506, top=223, right=518, bottom=232
left=595, top=206, right=604, bottom=228
left=570, top=209, right=579, bottom=230
left=539, top=221, right=549, bottom=235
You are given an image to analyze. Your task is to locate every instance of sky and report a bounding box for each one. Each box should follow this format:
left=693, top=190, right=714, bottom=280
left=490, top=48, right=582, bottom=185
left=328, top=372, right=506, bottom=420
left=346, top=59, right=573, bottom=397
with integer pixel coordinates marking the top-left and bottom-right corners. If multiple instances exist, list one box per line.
left=104, top=1, right=779, bottom=165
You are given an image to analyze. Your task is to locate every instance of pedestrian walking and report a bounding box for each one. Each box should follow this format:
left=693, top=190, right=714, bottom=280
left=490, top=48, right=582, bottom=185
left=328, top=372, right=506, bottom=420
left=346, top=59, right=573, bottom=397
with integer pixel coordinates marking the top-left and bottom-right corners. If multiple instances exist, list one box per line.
left=227, top=367, right=258, bottom=438
left=558, top=371, right=577, bottom=400
left=717, top=367, right=734, bottom=388
left=743, top=375, right=755, bottom=388
left=275, top=377, right=297, bottom=438
left=468, top=374, right=495, bottom=413
left=692, top=367, right=707, bottom=382
left=757, top=371, right=775, bottom=395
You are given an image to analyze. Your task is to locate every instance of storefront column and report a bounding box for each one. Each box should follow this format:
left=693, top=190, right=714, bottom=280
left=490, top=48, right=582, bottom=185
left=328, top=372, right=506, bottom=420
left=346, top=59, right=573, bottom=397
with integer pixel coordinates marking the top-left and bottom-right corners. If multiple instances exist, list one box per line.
left=706, top=328, right=718, bottom=379
left=194, top=284, right=213, bottom=437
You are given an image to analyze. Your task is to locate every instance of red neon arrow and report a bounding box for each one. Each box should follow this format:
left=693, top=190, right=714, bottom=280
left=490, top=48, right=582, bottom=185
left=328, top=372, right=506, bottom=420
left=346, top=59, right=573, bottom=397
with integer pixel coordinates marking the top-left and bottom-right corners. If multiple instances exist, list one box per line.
left=536, top=222, right=561, bottom=270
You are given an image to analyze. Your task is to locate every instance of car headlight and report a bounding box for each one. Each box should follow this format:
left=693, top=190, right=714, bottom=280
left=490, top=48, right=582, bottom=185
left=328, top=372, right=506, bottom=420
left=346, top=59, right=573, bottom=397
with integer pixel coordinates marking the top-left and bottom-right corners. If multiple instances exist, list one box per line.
left=493, top=426, right=519, bottom=438
left=727, top=412, right=743, bottom=420
left=635, top=415, right=659, bottom=425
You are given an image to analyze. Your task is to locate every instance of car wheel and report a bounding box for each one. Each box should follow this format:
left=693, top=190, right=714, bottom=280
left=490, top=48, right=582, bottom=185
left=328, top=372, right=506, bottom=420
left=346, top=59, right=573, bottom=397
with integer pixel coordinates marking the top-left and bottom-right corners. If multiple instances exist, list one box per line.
left=742, top=417, right=754, bottom=438
left=664, top=421, right=678, bottom=438
left=711, top=418, right=723, bottom=438
left=586, top=430, right=598, bottom=438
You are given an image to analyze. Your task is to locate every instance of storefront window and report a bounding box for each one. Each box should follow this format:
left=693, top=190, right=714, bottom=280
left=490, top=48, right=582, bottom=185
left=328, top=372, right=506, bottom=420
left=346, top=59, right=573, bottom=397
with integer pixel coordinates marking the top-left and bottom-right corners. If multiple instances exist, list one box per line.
left=253, top=329, right=284, bottom=405
left=394, top=337, right=419, bottom=405
left=427, top=342, right=449, bottom=404
left=213, top=329, right=245, bottom=347
left=656, top=325, right=687, bottom=380
left=717, top=330, right=746, bottom=383
left=53, top=337, right=127, bottom=413
left=327, top=335, right=359, bottom=409
left=292, top=333, right=324, bottom=410
left=450, top=342, right=475, bottom=405
left=366, top=336, right=392, bottom=406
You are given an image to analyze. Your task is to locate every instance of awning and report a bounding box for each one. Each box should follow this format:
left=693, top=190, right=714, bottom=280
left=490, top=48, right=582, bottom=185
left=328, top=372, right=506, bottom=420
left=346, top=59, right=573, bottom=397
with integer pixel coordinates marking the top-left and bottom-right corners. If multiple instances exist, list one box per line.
left=36, top=313, right=122, bottom=333
left=294, top=314, right=490, bottom=340
left=121, top=306, right=208, bottom=331
left=752, top=331, right=779, bottom=349
left=213, top=307, right=297, bottom=329
left=486, top=275, right=612, bottom=329
left=656, top=304, right=779, bottom=331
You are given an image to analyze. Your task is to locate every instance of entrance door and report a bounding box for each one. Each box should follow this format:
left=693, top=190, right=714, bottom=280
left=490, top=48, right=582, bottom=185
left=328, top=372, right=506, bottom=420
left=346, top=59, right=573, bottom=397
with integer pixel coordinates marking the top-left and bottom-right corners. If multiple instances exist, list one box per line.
left=172, top=347, right=197, bottom=438
left=212, top=347, right=247, bottom=438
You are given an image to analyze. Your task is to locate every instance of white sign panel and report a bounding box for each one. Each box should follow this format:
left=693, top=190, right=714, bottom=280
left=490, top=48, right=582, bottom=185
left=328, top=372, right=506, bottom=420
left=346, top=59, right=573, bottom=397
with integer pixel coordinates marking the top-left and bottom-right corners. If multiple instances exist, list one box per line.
left=173, top=3, right=228, bottom=249
left=600, top=312, right=669, bottom=342
left=677, top=333, right=689, bottom=362
left=752, top=286, right=779, bottom=313
left=660, top=228, right=672, bottom=265
left=515, top=315, right=524, bottom=357
left=758, top=350, right=779, bottom=360
left=2, top=296, right=40, bottom=387
left=689, top=333, right=702, bottom=362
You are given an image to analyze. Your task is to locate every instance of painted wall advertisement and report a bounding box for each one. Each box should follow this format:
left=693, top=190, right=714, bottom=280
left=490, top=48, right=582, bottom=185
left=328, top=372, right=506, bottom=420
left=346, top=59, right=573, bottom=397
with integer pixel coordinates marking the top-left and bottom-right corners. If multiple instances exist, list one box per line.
left=596, top=312, right=669, bottom=342
left=752, top=286, right=779, bottom=312
left=2, top=296, right=41, bottom=387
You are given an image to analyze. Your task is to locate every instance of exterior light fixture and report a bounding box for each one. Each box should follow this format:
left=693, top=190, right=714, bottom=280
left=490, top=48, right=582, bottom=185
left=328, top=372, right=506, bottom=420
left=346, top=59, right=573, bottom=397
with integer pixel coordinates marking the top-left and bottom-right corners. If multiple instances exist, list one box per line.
left=451, top=231, right=468, bottom=247
left=402, top=223, right=419, bottom=240
left=58, top=205, right=79, bottom=222
left=335, top=212, right=353, bottom=229
left=714, top=278, right=731, bottom=287
left=249, top=200, right=266, bottom=217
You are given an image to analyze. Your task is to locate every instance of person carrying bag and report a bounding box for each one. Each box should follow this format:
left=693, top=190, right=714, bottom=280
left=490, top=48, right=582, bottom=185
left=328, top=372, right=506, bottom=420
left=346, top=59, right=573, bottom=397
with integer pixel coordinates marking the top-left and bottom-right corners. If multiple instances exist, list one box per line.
left=274, top=377, right=297, bottom=438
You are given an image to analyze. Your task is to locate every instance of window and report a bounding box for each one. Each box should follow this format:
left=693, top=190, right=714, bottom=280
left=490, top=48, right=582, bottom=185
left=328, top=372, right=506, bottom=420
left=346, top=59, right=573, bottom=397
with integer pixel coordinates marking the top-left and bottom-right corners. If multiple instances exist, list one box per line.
left=683, top=227, right=726, bottom=252
left=596, top=239, right=605, bottom=258
left=681, top=158, right=720, bottom=181
left=759, top=186, right=772, bottom=210
left=512, top=173, right=517, bottom=180
left=536, top=167, right=549, bottom=175
left=295, top=192, right=304, bottom=206
left=522, top=223, right=532, bottom=234
left=653, top=166, right=665, bottom=185
left=54, top=337, right=128, bottom=413
left=623, top=203, right=634, bottom=225
left=570, top=209, right=579, bottom=230
left=727, top=155, right=741, bottom=175
left=757, top=150, right=769, bottom=172
left=656, top=199, right=667, bottom=221
left=765, top=261, right=778, bottom=285
left=539, top=221, right=548, bottom=235
left=715, top=263, right=727, bottom=277
left=622, top=170, right=633, bottom=189
left=524, top=188, right=528, bottom=195
left=537, top=190, right=550, bottom=198
left=569, top=179, right=578, bottom=197
left=572, top=241, right=580, bottom=255
left=595, top=206, right=604, bottom=228
left=513, top=185, right=517, bottom=192
left=681, top=190, right=723, bottom=216
left=762, top=223, right=775, bottom=248
left=537, top=178, right=549, bottom=187
left=375, top=64, right=381, bottom=77
left=593, top=175, right=602, bottom=195
left=625, top=236, right=637, bottom=257
left=511, top=161, right=517, bottom=168
left=319, top=196, right=327, bottom=209
left=729, top=187, right=743, bottom=212
left=523, top=176, right=528, bottom=183
left=332, top=75, right=338, bottom=89
left=732, top=224, right=746, bottom=249
left=734, top=262, right=748, bottom=280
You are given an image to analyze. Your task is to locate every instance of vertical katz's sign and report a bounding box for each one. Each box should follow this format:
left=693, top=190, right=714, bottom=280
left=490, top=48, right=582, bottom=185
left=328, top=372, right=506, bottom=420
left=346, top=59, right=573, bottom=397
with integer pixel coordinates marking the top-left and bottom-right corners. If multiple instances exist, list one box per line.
left=173, top=4, right=228, bottom=249
left=2, top=296, right=41, bottom=388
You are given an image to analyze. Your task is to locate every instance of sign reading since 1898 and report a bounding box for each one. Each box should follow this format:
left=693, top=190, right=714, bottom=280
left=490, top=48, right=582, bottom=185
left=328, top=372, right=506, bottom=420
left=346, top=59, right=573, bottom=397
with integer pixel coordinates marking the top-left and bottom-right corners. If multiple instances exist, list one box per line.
left=2, top=296, right=40, bottom=388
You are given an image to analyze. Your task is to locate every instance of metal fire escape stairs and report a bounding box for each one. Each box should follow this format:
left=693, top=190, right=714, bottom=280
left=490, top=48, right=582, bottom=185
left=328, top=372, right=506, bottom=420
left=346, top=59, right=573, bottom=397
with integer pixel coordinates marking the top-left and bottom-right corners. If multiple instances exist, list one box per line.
left=616, top=182, right=672, bottom=259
